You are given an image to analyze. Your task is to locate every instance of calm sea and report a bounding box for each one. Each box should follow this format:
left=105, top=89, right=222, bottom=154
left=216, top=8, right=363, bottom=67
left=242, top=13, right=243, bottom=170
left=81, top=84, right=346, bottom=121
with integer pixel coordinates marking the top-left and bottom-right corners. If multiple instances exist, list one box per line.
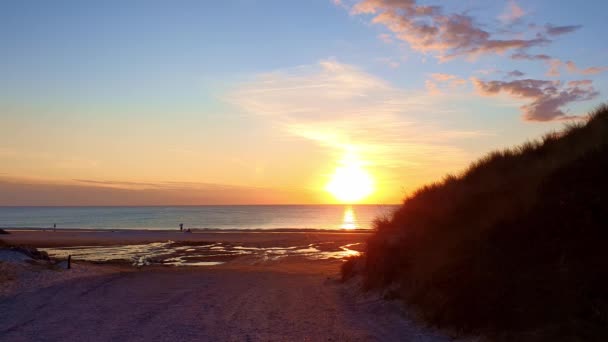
left=0, top=205, right=398, bottom=230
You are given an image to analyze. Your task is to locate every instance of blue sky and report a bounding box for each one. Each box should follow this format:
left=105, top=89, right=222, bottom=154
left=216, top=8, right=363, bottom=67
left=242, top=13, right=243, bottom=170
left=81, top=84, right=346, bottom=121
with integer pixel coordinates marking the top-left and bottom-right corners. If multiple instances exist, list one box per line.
left=1, top=0, right=607, bottom=204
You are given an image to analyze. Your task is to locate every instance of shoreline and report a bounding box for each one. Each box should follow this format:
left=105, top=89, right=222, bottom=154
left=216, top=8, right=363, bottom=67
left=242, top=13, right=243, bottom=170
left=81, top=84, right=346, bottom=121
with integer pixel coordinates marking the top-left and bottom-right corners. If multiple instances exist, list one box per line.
left=0, top=229, right=372, bottom=248
left=2, top=227, right=373, bottom=233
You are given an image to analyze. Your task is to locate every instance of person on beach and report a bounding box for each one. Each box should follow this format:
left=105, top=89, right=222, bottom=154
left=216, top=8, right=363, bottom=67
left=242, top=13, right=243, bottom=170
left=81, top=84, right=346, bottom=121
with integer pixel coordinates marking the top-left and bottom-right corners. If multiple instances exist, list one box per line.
left=53, top=223, right=56, bottom=232
left=180, top=223, right=183, bottom=231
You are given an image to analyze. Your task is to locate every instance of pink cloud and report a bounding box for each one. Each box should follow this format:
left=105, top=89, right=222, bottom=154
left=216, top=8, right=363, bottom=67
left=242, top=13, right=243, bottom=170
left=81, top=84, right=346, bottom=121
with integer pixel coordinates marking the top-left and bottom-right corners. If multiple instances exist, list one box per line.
left=378, top=33, right=394, bottom=44
left=350, top=0, right=549, bottom=60
left=510, top=53, right=605, bottom=77
left=568, top=80, right=593, bottom=87
left=499, top=1, right=525, bottom=23
left=472, top=78, right=599, bottom=121
left=430, top=73, right=457, bottom=82
left=426, top=73, right=466, bottom=94
left=543, top=59, right=608, bottom=77
left=565, top=61, right=608, bottom=75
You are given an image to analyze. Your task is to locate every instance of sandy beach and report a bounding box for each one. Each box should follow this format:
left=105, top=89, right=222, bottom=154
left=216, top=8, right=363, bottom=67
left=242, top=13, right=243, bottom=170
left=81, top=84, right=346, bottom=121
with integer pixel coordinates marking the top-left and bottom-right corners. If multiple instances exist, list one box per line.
left=0, top=230, right=453, bottom=341
left=0, top=229, right=372, bottom=248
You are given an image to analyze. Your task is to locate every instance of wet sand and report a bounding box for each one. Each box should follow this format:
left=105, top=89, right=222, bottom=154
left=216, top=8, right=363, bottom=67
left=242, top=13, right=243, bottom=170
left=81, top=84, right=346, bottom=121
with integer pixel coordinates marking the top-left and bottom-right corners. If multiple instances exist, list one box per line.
left=1, top=229, right=372, bottom=248
left=0, top=230, right=454, bottom=341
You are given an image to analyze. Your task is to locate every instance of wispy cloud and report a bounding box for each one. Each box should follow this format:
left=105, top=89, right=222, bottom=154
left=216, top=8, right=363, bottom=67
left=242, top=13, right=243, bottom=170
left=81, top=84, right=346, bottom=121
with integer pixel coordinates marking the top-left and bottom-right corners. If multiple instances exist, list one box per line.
left=0, top=176, right=313, bottom=205
left=544, top=24, right=582, bottom=36
left=472, top=78, right=599, bottom=121
left=230, top=60, right=485, bottom=173
left=425, top=73, right=467, bottom=94
left=510, top=52, right=552, bottom=61
left=376, top=57, right=400, bottom=68
left=499, top=1, right=525, bottom=24
left=565, top=61, right=608, bottom=75
left=543, top=59, right=608, bottom=77
left=506, top=70, right=525, bottom=78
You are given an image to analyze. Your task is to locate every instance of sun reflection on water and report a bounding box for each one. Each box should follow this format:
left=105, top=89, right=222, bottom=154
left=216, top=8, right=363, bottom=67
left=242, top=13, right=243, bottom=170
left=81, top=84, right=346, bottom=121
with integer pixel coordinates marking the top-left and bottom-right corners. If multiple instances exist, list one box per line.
left=341, top=206, right=357, bottom=229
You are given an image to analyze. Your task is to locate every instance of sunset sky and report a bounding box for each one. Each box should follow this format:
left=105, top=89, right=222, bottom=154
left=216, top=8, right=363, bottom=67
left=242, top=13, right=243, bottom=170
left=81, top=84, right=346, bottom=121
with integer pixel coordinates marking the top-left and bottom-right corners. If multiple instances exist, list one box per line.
left=1, top=0, right=607, bottom=205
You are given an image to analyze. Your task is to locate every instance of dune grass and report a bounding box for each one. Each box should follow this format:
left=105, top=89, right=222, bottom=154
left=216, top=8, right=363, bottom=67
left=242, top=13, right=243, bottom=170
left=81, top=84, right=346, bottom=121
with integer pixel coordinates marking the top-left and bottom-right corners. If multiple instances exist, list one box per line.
left=345, top=104, right=608, bottom=340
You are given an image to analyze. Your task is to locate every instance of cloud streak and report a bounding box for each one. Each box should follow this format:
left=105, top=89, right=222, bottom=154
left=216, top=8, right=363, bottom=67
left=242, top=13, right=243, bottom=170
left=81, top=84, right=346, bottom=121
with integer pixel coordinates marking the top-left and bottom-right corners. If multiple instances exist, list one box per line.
left=0, top=176, right=312, bottom=205
left=544, top=24, right=582, bottom=36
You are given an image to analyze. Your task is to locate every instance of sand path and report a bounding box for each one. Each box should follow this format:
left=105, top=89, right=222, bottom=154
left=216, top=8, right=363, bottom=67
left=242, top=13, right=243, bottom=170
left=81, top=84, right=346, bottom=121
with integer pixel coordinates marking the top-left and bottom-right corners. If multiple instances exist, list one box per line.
left=0, top=261, right=450, bottom=342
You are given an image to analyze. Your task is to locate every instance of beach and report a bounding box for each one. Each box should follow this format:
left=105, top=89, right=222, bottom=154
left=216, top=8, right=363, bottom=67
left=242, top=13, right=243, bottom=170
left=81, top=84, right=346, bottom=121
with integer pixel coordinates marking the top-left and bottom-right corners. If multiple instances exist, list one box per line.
left=0, top=228, right=372, bottom=248
left=0, top=229, right=454, bottom=341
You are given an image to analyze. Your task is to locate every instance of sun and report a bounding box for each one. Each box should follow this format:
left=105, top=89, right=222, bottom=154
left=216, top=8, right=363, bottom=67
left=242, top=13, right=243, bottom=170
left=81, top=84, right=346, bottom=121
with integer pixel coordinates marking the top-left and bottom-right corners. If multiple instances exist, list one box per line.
left=326, top=150, right=374, bottom=203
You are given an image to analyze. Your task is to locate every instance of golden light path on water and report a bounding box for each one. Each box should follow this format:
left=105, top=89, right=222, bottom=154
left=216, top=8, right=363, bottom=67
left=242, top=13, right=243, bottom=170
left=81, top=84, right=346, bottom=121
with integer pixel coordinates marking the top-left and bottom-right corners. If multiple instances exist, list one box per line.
left=341, top=206, right=357, bottom=229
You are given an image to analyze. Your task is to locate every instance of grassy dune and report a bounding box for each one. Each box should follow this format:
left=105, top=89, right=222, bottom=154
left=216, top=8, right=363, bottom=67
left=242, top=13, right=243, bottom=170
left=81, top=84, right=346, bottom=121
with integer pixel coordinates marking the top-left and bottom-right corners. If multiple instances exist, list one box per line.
left=345, top=104, right=608, bottom=340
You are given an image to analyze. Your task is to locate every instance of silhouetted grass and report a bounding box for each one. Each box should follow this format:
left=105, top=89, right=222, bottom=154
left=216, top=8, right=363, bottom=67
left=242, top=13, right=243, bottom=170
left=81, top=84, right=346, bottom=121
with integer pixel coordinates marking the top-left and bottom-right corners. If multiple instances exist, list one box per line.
left=344, top=104, right=608, bottom=340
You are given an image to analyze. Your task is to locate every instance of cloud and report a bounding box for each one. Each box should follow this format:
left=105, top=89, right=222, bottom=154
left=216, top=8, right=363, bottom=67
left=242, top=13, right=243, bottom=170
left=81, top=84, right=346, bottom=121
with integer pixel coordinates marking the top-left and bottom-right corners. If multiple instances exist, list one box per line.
left=499, top=1, right=525, bottom=24
left=426, top=73, right=467, bottom=94
left=542, top=59, right=608, bottom=77
left=509, top=53, right=605, bottom=77
left=0, top=176, right=313, bottom=205
left=349, top=0, right=549, bottom=60
left=544, top=24, right=582, bottom=36
left=506, top=70, right=525, bottom=78
left=567, top=80, right=593, bottom=87
left=230, top=60, right=485, bottom=172
left=565, top=61, right=608, bottom=75
left=472, top=78, right=599, bottom=121
left=378, top=33, right=394, bottom=44
left=547, top=59, right=563, bottom=76
left=511, top=52, right=552, bottom=61
left=376, top=57, right=400, bottom=68
left=337, top=1, right=600, bottom=123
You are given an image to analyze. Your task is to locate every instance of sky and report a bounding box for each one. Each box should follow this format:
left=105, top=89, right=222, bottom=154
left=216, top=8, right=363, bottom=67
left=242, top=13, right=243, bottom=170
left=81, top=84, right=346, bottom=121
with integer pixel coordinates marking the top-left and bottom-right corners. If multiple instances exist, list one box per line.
left=1, top=0, right=607, bottom=205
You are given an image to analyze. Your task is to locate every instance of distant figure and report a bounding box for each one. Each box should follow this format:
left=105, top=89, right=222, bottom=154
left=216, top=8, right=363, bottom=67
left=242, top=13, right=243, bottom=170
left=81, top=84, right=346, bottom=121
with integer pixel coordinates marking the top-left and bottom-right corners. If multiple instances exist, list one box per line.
left=53, top=223, right=56, bottom=232
left=179, top=223, right=183, bottom=231
left=186, top=228, right=192, bottom=233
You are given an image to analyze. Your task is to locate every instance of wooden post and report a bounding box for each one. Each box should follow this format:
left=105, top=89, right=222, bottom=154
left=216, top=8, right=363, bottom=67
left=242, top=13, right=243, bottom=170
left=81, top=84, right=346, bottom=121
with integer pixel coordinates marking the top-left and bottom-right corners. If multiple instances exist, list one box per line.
left=68, top=255, right=71, bottom=269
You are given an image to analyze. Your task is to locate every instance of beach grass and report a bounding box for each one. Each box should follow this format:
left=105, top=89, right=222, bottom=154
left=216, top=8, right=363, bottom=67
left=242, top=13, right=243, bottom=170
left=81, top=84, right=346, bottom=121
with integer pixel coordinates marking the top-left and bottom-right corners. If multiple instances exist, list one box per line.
left=344, top=104, right=608, bottom=340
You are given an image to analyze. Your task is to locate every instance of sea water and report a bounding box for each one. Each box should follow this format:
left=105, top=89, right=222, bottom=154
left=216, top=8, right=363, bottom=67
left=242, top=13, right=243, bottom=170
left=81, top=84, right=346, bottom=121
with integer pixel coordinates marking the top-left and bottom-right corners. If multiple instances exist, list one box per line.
left=0, top=205, right=398, bottom=230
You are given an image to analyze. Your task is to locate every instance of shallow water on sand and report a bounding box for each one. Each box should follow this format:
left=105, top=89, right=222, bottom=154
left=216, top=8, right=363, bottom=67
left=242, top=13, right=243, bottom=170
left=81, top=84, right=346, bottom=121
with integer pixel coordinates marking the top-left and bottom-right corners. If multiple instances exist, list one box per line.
left=41, top=240, right=364, bottom=267
left=1, top=205, right=397, bottom=230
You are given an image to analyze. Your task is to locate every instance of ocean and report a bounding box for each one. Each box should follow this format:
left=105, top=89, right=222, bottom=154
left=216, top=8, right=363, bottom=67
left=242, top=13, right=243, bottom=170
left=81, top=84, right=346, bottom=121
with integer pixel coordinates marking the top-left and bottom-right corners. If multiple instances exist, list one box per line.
left=0, top=205, right=399, bottom=230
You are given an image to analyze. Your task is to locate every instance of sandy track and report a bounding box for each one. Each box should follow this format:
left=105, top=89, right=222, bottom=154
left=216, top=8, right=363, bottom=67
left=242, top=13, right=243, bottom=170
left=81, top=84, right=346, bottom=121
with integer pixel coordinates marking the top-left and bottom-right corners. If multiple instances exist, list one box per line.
left=0, top=261, right=450, bottom=342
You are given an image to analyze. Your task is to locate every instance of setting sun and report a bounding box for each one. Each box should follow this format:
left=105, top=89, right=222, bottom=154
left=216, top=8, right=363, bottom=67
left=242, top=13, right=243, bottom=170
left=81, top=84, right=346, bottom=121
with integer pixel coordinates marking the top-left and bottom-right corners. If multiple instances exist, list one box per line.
left=326, top=150, right=374, bottom=203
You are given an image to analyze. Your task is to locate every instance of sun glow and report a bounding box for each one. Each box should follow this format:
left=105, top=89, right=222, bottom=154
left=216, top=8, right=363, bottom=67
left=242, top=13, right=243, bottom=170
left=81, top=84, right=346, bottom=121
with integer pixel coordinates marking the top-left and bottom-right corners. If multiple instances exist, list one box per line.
left=326, top=150, right=374, bottom=203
